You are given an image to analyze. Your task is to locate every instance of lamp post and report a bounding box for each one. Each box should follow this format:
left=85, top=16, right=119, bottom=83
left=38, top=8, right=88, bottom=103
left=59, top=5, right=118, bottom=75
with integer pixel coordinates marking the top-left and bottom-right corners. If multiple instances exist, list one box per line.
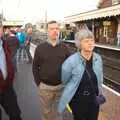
left=45, top=10, right=47, bottom=32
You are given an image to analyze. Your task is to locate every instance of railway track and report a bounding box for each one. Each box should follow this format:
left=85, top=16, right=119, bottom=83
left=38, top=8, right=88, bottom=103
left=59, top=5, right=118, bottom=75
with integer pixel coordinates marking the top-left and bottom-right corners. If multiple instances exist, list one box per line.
left=104, top=76, right=120, bottom=93
left=103, top=56, right=120, bottom=93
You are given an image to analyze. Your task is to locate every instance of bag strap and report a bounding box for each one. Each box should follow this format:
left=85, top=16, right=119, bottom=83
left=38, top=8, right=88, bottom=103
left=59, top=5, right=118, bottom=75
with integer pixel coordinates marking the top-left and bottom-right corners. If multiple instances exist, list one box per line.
left=85, top=66, right=98, bottom=94
left=77, top=52, right=99, bottom=95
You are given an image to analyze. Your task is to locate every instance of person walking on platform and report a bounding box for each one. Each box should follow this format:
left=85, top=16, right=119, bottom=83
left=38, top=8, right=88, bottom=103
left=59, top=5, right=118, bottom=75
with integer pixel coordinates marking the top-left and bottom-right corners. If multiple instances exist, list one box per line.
left=16, top=27, right=26, bottom=62
left=32, top=20, right=71, bottom=120
left=6, top=30, right=19, bottom=72
left=58, top=25, right=105, bottom=120
left=23, top=24, right=33, bottom=63
left=117, top=32, right=120, bottom=46
left=0, top=24, right=22, bottom=120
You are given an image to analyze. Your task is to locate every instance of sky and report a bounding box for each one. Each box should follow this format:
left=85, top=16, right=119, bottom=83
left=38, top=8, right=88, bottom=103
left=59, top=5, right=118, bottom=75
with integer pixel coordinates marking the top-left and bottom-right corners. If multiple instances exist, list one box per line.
left=0, top=0, right=99, bottom=23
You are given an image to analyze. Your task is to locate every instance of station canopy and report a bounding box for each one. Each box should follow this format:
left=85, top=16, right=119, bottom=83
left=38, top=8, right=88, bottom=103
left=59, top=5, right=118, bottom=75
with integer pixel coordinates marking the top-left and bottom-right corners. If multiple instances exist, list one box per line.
left=64, top=4, right=120, bottom=23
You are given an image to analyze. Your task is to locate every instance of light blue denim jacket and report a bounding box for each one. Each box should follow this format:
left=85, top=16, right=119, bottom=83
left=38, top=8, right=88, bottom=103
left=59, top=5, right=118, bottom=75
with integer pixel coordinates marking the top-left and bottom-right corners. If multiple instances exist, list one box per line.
left=58, top=52, right=103, bottom=113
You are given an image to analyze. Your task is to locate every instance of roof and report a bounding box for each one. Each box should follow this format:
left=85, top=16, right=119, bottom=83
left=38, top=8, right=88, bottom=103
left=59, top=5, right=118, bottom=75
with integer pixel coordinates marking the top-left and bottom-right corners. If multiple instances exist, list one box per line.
left=64, top=4, right=120, bottom=23
left=2, top=20, right=24, bottom=26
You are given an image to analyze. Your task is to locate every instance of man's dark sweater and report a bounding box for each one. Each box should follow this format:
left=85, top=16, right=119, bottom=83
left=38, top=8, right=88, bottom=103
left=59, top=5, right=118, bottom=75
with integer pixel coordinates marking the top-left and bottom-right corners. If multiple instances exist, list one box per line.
left=32, top=42, right=71, bottom=86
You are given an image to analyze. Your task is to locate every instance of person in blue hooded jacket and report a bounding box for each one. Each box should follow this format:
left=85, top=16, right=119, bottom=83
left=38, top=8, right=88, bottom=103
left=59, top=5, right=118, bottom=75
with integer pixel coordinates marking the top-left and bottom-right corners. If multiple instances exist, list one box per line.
left=16, top=28, right=26, bottom=62
left=58, top=26, right=104, bottom=120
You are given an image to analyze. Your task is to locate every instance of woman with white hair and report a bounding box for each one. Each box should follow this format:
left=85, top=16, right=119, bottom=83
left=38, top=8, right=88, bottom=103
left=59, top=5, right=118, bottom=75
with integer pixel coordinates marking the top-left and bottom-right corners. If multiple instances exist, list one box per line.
left=58, top=27, right=105, bottom=120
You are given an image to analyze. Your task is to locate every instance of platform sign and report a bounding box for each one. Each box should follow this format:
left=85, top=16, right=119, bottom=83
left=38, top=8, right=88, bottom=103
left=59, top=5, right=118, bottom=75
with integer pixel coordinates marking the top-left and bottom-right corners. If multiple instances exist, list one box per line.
left=2, top=21, right=24, bottom=26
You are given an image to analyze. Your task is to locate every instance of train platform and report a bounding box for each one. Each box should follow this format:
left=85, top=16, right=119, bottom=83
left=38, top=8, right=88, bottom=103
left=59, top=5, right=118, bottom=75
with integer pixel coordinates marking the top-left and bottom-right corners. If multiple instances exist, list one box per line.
left=1, top=62, right=72, bottom=120
left=1, top=43, right=120, bottom=120
left=31, top=43, right=120, bottom=120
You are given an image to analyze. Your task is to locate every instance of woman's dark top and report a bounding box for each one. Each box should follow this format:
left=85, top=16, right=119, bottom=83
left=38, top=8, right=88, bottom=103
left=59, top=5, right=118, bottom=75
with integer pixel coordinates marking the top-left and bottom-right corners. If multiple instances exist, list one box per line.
left=71, top=56, right=98, bottom=101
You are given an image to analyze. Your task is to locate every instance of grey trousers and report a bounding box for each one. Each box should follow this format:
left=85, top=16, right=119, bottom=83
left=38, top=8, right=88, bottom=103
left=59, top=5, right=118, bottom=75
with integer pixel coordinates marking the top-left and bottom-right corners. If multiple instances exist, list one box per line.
left=38, top=82, right=63, bottom=120
left=24, top=44, right=32, bottom=62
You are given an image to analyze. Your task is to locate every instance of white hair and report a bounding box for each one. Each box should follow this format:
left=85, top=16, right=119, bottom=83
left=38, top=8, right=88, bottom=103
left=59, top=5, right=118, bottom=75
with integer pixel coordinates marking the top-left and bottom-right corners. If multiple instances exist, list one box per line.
left=75, top=25, right=94, bottom=49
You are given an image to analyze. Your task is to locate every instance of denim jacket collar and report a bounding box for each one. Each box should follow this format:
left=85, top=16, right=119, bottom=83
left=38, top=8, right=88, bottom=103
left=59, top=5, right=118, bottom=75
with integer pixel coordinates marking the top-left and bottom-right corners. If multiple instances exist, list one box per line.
left=76, top=51, right=98, bottom=66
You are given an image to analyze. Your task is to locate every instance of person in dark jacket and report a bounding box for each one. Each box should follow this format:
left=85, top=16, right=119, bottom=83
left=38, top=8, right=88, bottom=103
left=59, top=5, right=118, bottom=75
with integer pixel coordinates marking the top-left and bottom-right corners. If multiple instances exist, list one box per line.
left=32, top=20, right=71, bottom=120
left=6, top=30, right=19, bottom=72
left=23, top=25, right=33, bottom=63
left=0, top=24, right=22, bottom=120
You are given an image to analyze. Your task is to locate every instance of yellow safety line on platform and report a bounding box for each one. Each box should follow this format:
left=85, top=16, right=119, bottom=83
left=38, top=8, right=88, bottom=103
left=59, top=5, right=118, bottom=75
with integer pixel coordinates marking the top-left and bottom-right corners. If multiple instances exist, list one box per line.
left=66, top=104, right=72, bottom=113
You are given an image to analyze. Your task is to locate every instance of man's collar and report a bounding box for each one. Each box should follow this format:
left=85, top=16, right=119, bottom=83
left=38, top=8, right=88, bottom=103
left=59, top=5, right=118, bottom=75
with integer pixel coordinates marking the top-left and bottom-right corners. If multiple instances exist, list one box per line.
left=46, top=38, right=60, bottom=46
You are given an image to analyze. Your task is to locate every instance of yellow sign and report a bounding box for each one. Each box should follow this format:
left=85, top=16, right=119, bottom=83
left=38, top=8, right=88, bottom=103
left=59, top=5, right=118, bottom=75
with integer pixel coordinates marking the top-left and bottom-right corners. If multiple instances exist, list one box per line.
left=2, top=21, right=24, bottom=26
